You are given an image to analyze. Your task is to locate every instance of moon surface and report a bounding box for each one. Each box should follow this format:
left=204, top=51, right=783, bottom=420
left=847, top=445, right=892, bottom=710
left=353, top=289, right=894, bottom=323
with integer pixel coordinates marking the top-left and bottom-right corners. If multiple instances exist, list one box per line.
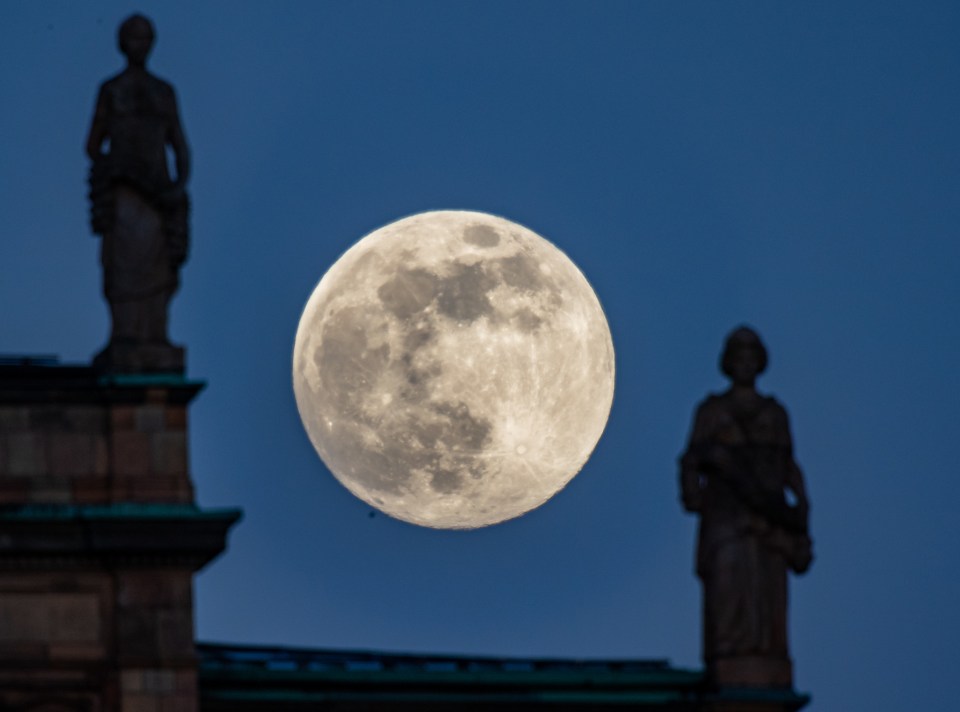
left=293, top=211, right=614, bottom=529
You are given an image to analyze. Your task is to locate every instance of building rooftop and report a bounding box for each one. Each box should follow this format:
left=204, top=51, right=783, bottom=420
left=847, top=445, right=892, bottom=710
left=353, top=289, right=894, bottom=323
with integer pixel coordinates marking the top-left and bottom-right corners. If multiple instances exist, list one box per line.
left=197, top=642, right=811, bottom=710
left=198, top=642, right=702, bottom=709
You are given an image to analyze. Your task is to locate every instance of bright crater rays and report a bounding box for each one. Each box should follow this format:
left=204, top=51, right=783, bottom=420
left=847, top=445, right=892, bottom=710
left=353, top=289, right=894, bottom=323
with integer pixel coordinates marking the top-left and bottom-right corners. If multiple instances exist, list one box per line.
left=293, top=211, right=614, bottom=529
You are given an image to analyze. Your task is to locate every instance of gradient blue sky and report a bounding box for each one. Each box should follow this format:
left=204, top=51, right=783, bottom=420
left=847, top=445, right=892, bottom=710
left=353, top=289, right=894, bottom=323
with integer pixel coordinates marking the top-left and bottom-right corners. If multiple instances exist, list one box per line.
left=2, top=3, right=958, bottom=710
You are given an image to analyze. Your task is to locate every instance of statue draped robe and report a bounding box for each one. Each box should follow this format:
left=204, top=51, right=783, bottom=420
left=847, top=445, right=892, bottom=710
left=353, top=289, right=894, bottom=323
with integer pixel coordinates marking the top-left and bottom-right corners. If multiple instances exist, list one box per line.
left=680, top=392, right=812, bottom=687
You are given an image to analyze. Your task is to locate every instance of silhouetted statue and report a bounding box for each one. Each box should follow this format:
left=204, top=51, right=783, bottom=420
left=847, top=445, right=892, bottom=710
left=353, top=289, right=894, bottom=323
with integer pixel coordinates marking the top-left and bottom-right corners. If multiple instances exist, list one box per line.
left=679, top=327, right=812, bottom=689
left=87, top=14, right=190, bottom=373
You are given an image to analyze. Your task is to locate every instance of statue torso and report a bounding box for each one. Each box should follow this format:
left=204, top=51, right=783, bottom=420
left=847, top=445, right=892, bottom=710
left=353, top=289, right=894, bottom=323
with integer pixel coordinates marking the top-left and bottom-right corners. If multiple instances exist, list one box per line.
left=694, top=392, right=793, bottom=522
left=99, top=70, right=177, bottom=190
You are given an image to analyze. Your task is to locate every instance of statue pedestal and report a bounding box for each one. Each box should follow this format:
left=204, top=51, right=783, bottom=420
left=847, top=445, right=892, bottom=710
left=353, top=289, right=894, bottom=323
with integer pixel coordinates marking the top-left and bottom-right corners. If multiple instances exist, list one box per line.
left=700, top=688, right=811, bottom=712
left=700, top=656, right=807, bottom=712
left=712, top=656, right=794, bottom=688
left=94, top=341, right=186, bottom=374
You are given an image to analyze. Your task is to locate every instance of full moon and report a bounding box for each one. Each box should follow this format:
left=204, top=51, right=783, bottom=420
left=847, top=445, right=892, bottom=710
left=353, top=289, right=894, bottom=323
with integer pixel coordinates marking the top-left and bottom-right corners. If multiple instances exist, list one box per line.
left=293, top=211, right=614, bottom=529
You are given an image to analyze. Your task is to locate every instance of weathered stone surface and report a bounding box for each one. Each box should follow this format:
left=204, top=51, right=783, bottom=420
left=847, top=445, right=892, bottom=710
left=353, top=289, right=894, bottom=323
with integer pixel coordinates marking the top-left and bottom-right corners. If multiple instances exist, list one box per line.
left=116, top=609, right=195, bottom=664
left=118, top=571, right=192, bottom=607
left=122, top=668, right=176, bottom=693
left=137, top=405, right=167, bottom=433
left=0, top=668, right=91, bottom=685
left=175, top=669, right=197, bottom=692
left=112, top=405, right=137, bottom=430
left=118, top=665, right=198, bottom=712
left=151, top=432, right=187, bottom=477
left=164, top=406, right=187, bottom=429
left=156, top=607, right=195, bottom=659
left=26, top=479, right=73, bottom=503
left=0, top=593, right=100, bottom=644
left=712, top=656, right=794, bottom=689
left=121, top=695, right=163, bottom=712
left=48, top=641, right=108, bottom=661
left=6, top=433, right=46, bottom=476
left=112, top=431, right=152, bottom=478
left=0, top=407, right=29, bottom=429
left=1, top=393, right=193, bottom=502
left=113, top=476, right=193, bottom=502
left=94, top=435, right=110, bottom=475
left=160, top=693, right=198, bottom=712
left=116, top=570, right=195, bottom=665
left=64, top=405, right=105, bottom=431
left=0, top=642, right=47, bottom=661
left=0, top=480, right=28, bottom=504
left=0, top=571, right=106, bottom=592
left=48, top=433, right=97, bottom=476
left=71, top=476, right=111, bottom=503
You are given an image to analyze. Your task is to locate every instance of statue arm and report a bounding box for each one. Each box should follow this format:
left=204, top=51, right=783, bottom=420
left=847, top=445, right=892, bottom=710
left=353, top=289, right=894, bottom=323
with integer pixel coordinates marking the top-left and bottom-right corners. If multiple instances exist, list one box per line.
left=778, top=405, right=810, bottom=532
left=167, top=97, right=190, bottom=189
left=679, top=403, right=712, bottom=512
left=679, top=457, right=703, bottom=513
left=786, top=459, right=810, bottom=532
left=85, top=85, right=109, bottom=160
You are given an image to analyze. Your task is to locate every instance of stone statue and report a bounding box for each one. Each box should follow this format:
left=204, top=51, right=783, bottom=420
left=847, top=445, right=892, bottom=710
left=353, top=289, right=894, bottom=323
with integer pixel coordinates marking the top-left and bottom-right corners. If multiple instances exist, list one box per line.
left=86, top=14, right=190, bottom=373
left=679, top=327, right=812, bottom=689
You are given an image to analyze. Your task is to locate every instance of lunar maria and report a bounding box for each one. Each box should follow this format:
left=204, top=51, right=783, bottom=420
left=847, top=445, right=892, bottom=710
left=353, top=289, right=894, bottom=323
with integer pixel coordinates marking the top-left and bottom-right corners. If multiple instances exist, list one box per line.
left=293, top=211, right=614, bottom=529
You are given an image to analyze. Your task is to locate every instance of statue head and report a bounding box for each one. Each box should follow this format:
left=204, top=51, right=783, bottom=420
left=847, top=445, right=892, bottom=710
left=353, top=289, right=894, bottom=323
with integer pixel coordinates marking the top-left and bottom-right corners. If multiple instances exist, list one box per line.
left=720, top=326, right=768, bottom=384
left=118, top=14, right=155, bottom=67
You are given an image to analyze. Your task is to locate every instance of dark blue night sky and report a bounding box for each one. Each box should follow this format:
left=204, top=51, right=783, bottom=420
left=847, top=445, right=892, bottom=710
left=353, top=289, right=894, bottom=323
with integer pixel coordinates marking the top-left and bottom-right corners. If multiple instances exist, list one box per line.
left=3, top=3, right=959, bottom=710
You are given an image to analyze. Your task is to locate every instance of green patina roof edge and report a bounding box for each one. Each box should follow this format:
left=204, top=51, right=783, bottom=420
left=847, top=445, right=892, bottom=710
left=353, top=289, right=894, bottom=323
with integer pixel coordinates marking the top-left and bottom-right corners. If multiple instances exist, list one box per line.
left=0, top=503, right=243, bottom=522
left=199, top=667, right=703, bottom=689
left=708, top=687, right=812, bottom=704
left=198, top=659, right=810, bottom=705
left=201, top=679, right=810, bottom=706
left=201, top=689, right=688, bottom=705
left=0, top=360, right=206, bottom=389
left=97, top=373, right=207, bottom=389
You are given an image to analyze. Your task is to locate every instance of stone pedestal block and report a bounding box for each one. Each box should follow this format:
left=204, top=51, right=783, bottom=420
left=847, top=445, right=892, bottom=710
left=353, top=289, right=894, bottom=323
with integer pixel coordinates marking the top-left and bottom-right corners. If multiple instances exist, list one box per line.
left=94, top=342, right=186, bottom=375
left=711, top=656, right=794, bottom=689
left=0, top=364, right=202, bottom=505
